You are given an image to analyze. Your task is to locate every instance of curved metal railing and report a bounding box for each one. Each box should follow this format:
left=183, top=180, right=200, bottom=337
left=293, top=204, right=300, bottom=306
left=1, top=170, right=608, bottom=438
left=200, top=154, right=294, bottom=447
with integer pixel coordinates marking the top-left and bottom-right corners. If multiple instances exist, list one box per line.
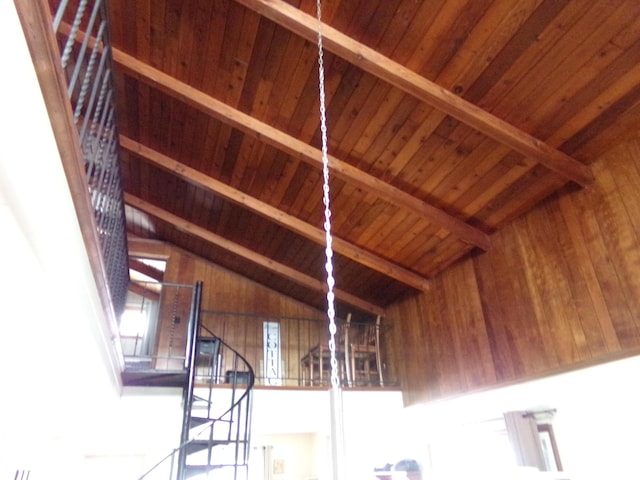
left=138, top=325, right=255, bottom=480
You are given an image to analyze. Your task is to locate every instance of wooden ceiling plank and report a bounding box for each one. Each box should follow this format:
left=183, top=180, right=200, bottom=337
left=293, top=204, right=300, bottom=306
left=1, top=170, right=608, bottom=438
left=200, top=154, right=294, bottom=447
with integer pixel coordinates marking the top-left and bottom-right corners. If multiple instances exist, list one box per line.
left=127, top=237, right=172, bottom=258
left=404, top=0, right=476, bottom=74
left=486, top=0, right=630, bottom=132
left=457, top=153, right=539, bottom=224
left=112, top=48, right=491, bottom=250
left=470, top=0, right=588, bottom=112
left=387, top=107, right=448, bottom=178
left=530, top=37, right=631, bottom=144
left=185, top=0, right=218, bottom=89
left=463, top=0, right=572, bottom=105
left=546, top=58, right=640, bottom=149
left=124, top=193, right=385, bottom=316
left=477, top=167, right=566, bottom=230
left=195, top=0, right=229, bottom=97
left=237, top=20, right=277, bottom=116
left=418, top=128, right=488, bottom=199
left=121, top=135, right=431, bottom=291
left=432, top=135, right=506, bottom=206
left=361, top=95, right=421, bottom=175
left=327, top=69, right=378, bottom=153
left=434, top=0, right=543, bottom=94
left=235, top=0, right=593, bottom=186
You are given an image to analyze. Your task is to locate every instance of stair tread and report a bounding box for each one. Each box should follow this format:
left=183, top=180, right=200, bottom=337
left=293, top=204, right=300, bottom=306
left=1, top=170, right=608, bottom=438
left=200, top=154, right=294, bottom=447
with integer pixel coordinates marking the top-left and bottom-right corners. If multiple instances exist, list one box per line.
left=185, top=463, right=248, bottom=470
left=121, top=370, right=187, bottom=387
left=190, top=416, right=232, bottom=423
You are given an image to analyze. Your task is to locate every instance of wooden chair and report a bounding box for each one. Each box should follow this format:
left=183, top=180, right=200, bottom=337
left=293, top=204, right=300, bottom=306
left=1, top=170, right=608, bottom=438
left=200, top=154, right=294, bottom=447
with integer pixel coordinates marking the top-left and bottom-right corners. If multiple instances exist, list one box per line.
left=301, top=319, right=349, bottom=386
left=346, top=315, right=384, bottom=387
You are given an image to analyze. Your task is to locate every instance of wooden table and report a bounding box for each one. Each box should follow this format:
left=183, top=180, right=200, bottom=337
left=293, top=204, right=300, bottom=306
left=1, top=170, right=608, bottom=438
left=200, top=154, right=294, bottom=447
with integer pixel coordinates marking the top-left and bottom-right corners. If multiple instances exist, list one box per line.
left=300, top=343, right=347, bottom=386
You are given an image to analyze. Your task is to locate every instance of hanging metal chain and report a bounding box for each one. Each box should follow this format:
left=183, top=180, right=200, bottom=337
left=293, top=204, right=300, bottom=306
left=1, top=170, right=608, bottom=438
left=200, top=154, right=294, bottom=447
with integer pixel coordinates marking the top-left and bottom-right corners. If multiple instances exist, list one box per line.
left=316, top=0, right=340, bottom=390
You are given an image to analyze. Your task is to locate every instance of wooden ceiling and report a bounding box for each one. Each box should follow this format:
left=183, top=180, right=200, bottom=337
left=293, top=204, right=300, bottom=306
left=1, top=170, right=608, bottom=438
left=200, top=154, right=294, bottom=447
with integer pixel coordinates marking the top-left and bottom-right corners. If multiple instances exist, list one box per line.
left=105, top=0, right=640, bottom=318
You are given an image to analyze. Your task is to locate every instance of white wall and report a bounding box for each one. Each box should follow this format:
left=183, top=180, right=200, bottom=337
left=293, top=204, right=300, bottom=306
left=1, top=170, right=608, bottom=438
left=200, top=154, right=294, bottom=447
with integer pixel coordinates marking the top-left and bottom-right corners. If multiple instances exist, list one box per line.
left=398, top=355, right=640, bottom=480
left=0, top=2, right=123, bottom=478
left=250, top=388, right=406, bottom=480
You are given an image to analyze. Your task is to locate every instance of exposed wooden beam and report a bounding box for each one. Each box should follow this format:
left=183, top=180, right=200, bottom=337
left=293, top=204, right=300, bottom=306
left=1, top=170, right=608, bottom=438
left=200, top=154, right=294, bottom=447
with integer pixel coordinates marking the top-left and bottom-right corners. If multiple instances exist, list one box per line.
left=235, top=0, right=594, bottom=187
left=129, top=257, right=164, bottom=282
left=124, top=193, right=386, bottom=316
left=121, top=135, right=430, bottom=291
left=127, top=237, right=172, bottom=259
left=111, top=49, right=491, bottom=251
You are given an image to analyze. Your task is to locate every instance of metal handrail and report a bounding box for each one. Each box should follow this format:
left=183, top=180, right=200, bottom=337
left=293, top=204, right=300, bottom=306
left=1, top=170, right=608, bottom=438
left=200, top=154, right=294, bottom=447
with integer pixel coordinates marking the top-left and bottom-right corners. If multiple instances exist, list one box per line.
left=200, top=311, right=395, bottom=388
left=49, top=0, right=129, bottom=316
left=136, top=297, right=256, bottom=480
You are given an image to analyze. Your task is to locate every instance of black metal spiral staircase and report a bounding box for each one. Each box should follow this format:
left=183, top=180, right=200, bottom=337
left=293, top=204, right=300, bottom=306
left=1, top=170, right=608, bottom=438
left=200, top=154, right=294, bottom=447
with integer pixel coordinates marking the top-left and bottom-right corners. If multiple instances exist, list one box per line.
left=178, top=331, right=255, bottom=480
left=123, top=282, right=255, bottom=480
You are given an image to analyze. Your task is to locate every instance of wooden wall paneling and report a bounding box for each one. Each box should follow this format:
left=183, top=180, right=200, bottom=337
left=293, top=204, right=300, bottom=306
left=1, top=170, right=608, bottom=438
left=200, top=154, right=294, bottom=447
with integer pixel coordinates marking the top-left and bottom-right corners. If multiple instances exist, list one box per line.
left=518, top=203, right=585, bottom=364
left=546, top=195, right=611, bottom=358
left=572, top=168, right=639, bottom=347
left=153, top=250, right=195, bottom=369
left=441, top=259, right=496, bottom=391
left=591, top=156, right=640, bottom=340
left=152, top=243, right=328, bottom=328
left=414, top=279, right=453, bottom=398
left=490, top=225, right=550, bottom=376
left=613, top=141, right=640, bottom=238
left=390, top=139, right=640, bottom=405
left=388, top=294, right=427, bottom=403
left=472, top=247, right=520, bottom=383
left=408, top=293, right=434, bottom=404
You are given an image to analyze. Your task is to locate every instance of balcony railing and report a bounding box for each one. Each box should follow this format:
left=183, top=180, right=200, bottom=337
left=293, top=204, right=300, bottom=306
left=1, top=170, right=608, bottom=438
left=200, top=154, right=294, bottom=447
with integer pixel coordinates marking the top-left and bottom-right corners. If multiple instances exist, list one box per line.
left=200, top=311, right=395, bottom=388
left=121, top=277, right=395, bottom=388
left=48, top=0, right=130, bottom=316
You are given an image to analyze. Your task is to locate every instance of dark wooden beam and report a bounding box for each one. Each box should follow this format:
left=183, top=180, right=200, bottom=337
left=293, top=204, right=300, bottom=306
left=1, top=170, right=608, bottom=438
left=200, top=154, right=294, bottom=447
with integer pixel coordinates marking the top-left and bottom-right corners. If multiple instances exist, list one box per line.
left=235, top=0, right=594, bottom=187
left=129, top=257, right=164, bottom=282
left=124, top=193, right=386, bottom=316
left=111, top=48, right=492, bottom=251
left=121, top=135, right=430, bottom=291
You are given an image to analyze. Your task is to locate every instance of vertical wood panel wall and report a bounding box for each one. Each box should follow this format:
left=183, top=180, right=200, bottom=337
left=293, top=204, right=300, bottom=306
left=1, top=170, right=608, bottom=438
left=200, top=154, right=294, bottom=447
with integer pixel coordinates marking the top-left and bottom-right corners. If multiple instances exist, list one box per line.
left=163, top=248, right=327, bottom=320
left=387, top=139, right=640, bottom=406
left=141, top=244, right=327, bottom=376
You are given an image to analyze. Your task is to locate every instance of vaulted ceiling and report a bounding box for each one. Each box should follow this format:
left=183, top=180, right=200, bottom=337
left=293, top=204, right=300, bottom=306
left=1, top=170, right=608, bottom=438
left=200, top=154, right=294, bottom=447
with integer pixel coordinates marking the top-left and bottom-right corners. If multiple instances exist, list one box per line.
left=104, top=0, right=640, bottom=318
